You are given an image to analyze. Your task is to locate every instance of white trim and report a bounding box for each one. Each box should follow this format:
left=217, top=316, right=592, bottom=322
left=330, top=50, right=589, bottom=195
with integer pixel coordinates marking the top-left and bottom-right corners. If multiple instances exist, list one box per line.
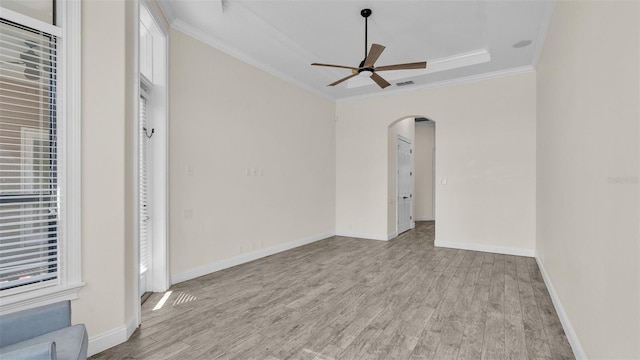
left=171, top=231, right=334, bottom=284
left=155, top=0, right=176, bottom=25
left=387, top=231, right=398, bottom=240
left=534, top=256, right=586, bottom=360
left=335, top=231, right=389, bottom=242
left=337, top=66, right=535, bottom=104
left=0, top=283, right=83, bottom=315
left=59, top=1, right=83, bottom=285
left=87, top=316, right=138, bottom=357
left=414, top=217, right=435, bottom=221
left=132, top=0, right=142, bottom=329
left=61, top=0, right=83, bottom=288
left=434, top=239, right=535, bottom=257
left=0, top=6, right=62, bottom=37
left=531, top=1, right=556, bottom=69
left=141, top=0, right=169, bottom=37
left=170, top=19, right=334, bottom=102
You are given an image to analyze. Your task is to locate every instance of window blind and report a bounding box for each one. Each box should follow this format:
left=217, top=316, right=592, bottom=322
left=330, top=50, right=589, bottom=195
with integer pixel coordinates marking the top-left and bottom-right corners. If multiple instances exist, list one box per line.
left=139, top=95, right=150, bottom=274
left=0, top=19, right=59, bottom=291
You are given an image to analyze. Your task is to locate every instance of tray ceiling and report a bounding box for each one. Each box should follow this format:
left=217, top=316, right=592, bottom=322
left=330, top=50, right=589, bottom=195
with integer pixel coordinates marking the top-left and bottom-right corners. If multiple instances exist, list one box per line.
left=158, top=0, right=555, bottom=101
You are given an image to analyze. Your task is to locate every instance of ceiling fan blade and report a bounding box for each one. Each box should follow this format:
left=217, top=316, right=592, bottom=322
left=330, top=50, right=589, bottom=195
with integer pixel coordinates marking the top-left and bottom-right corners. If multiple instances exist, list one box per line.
left=312, top=63, right=358, bottom=71
left=374, top=61, right=427, bottom=72
left=328, top=73, right=359, bottom=87
left=364, top=44, right=385, bottom=68
left=370, top=72, right=391, bottom=89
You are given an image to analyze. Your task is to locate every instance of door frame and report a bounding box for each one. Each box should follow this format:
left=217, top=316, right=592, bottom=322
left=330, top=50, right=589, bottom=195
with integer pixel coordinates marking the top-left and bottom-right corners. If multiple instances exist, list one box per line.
left=135, top=0, right=170, bottom=326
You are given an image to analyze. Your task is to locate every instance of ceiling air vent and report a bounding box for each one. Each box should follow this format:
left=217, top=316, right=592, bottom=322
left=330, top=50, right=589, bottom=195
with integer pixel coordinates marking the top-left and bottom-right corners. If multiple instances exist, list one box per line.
left=396, top=80, right=414, bottom=87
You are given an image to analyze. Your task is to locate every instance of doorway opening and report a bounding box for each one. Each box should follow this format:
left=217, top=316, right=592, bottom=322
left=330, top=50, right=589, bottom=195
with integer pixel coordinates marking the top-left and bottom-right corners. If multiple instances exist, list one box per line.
left=387, top=116, right=436, bottom=239
left=137, top=1, right=169, bottom=319
left=414, top=117, right=435, bottom=222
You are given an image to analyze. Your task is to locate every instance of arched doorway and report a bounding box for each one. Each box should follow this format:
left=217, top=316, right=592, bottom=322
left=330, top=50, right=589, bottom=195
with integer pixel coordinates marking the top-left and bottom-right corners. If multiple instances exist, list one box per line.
left=387, top=116, right=436, bottom=239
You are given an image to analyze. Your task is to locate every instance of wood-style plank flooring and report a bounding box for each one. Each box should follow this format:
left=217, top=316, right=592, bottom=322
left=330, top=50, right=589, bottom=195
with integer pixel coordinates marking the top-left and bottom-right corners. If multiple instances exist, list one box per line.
left=92, top=221, right=574, bottom=360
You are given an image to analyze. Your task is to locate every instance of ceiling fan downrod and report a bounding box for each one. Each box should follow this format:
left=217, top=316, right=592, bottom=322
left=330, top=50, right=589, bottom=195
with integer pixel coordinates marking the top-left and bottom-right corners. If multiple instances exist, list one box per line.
left=361, top=8, right=372, bottom=64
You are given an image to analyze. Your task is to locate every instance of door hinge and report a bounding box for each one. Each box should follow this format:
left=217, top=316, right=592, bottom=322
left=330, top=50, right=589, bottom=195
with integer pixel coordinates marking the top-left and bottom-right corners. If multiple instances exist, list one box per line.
left=410, top=216, right=412, bottom=220
left=410, top=194, right=412, bottom=198
left=410, top=149, right=412, bottom=154
left=410, top=172, right=413, bottom=176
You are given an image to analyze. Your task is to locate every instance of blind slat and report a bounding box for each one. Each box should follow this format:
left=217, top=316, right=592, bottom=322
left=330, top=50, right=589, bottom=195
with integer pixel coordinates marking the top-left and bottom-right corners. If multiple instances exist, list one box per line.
left=0, top=273, right=57, bottom=290
left=0, top=235, right=57, bottom=247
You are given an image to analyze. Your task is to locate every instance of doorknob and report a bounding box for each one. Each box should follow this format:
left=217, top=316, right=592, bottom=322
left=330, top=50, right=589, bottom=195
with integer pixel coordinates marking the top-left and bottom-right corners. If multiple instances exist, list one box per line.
left=403, top=196, right=409, bottom=199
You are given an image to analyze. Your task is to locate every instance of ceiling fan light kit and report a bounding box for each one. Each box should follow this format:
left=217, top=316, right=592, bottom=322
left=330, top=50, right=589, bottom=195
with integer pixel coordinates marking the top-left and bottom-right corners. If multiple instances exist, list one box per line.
left=312, top=8, right=427, bottom=90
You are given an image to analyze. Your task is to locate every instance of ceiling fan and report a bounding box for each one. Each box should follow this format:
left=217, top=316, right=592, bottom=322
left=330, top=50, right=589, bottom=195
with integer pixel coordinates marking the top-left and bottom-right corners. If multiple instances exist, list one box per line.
left=312, top=8, right=427, bottom=89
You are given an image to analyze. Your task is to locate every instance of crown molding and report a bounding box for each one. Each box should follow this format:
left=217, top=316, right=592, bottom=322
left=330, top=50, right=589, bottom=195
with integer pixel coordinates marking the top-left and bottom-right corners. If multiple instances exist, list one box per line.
left=532, top=0, right=556, bottom=69
left=156, top=0, right=176, bottom=25
left=170, top=18, right=335, bottom=102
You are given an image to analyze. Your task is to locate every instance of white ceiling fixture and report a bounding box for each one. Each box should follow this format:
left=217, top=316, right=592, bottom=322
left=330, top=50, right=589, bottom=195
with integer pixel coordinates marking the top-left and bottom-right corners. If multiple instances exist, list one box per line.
left=157, top=0, right=556, bottom=101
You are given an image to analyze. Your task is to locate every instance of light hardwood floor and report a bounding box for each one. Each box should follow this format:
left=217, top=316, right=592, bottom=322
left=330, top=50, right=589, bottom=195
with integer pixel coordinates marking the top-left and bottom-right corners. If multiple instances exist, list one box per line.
left=92, top=221, right=574, bottom=360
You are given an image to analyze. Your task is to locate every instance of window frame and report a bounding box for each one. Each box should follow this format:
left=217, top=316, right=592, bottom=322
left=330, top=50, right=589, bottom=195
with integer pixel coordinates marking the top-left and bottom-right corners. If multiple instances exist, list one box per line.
left=0, top=1, right=82, bottom=314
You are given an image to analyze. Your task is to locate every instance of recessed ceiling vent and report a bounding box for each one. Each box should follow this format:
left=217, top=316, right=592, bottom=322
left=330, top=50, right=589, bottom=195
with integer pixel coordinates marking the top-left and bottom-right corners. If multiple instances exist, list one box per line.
left=396, top=80, right=414, bottom=87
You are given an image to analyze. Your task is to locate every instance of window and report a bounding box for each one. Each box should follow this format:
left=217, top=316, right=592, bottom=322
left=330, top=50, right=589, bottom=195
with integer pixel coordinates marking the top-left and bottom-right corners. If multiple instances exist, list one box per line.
left=139, top=90, right=151, bottom=277
left=0, top=2, right=81, bottom=313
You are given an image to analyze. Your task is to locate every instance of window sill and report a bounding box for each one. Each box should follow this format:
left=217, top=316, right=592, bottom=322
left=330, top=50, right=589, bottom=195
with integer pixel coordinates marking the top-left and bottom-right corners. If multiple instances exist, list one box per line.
left=0, top=282, right=84, bottom=315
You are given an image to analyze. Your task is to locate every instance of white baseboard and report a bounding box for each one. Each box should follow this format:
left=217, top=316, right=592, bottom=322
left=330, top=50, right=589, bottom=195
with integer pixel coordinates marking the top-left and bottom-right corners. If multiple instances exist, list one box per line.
left=387, top=231, right=397, bottom=240
left=535, top=256, right=586, bottom=360
left=171, top=231, right=334, bottom=284
left=434, top=239, right=535, bottom=257
left=88, top=315, right=137, bottom=357
left=414, top=217, right=434, bottom=221
left=335, top=231, right=389, bottom=241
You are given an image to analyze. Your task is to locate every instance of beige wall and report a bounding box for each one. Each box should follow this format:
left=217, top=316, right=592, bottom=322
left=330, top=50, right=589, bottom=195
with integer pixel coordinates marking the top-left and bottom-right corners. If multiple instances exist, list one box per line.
left=336, top=72, right=537, bottom=252
left=415, top=124, right=435, bottom=221
left=73, top=0, right=137, bottom=340
left=536, top=1, right=640, bottom=358
left=169, top=29, right=336, bottom=278
left=387, top=117, right=415, bottom=236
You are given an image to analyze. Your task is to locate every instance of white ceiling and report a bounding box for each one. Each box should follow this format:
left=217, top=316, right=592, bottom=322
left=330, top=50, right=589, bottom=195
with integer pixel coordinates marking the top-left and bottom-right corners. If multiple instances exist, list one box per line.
left=158, top=0, right=555, bottom=101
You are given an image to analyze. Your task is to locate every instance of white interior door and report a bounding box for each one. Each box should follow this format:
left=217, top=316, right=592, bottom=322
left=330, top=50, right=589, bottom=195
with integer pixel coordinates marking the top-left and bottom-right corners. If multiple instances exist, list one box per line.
left=397, top=137, right=412, bottom=234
